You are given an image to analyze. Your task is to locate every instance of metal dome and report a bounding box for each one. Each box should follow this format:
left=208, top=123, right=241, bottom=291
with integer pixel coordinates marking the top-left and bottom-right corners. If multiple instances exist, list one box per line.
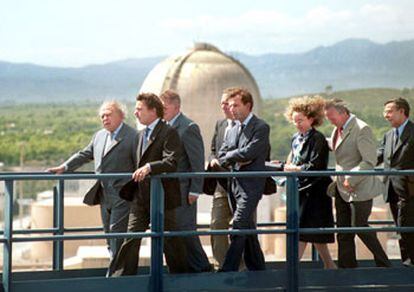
left=140, top=42, right=262, bottom=156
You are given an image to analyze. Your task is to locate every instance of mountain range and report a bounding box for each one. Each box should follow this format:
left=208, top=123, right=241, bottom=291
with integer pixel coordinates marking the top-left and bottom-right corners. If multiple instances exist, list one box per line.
left=1, top=38, right=413, bottom=103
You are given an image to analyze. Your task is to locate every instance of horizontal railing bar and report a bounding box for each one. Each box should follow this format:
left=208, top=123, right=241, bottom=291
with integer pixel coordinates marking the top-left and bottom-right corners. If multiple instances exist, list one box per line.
left=0, top=172, right=92, bottom=176
left=0, top=228, right=58, bottom=235
left=156, top=170, right=414, bottom=178
left=64, top=227, right=103, bottom=232
left=299, top=226, right=414, bottom=234
left=11, top=229, right=295, bottom=242
left=0, top=220, right=395, bottom=235
left=150, top=226, right=414, bottom=237
left=11, top=231, right=158, bottom=242
left=2, top=169, right=414, bottom=181
left=8, top=225, right=414, bottom=243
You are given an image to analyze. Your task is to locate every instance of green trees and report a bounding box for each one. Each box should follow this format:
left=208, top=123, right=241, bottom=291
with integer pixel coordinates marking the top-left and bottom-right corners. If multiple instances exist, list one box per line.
left=0, top=103, right=135, bottom=167
left=1, top=88, right=413, bottom=166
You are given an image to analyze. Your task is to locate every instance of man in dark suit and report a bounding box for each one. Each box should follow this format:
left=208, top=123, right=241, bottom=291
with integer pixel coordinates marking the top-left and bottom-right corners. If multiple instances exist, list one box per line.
left=108, top=93, right=188, bottom=276
left=377, top=97, right=414, bottom=266
left=212, top=87, right=268, bottom=272
left=46, top=101, right=139, bottom=262
left=160, top=89, right=211, bottom=273
left=207, top=89, right=236, bottom=269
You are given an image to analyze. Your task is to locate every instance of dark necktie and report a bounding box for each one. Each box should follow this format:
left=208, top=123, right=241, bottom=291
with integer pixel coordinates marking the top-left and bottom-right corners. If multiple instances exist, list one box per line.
left=235, top=123, right=245, bottom=146
left=393, top=128, right=399, bottom=150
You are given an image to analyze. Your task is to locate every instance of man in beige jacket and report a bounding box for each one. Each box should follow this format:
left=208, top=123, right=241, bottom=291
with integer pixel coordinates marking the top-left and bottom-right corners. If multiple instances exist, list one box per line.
left=325, top=98, right=391, bottom=268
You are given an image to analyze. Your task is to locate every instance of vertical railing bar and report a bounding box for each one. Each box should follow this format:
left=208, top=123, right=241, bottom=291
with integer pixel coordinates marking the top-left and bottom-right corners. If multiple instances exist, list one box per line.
left=52, top=185, right=58, bottom=269
left=3, top=180, right=14, bottom=292
left=150, top=177, right=164, bottom=292
left=286, top=175, right=299, bottom=292
left=52, top=179, right=64, bottom=271
left=311, top=245, right=319, bottom=263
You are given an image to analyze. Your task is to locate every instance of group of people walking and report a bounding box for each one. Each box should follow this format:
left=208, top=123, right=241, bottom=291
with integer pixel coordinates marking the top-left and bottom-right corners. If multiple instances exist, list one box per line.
left=47, top=87, right=414, bottom=275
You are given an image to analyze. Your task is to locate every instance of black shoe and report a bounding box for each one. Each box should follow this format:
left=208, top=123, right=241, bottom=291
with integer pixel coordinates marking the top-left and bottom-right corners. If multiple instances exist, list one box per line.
left=201, top=264, right=213, bottom=273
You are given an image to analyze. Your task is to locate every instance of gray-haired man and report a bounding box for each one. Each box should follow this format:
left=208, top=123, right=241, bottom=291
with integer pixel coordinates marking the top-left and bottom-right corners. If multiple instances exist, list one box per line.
left=47, top=101, right=139, bottom=261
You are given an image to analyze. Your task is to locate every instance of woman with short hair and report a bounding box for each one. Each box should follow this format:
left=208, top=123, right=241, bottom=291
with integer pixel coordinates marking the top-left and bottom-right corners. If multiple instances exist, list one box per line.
left=283, top=95, right=336, bottom=269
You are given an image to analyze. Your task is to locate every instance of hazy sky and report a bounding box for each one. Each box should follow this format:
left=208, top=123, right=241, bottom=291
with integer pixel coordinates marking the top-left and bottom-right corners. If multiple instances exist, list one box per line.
left=1, top=0, right=414, bottom=67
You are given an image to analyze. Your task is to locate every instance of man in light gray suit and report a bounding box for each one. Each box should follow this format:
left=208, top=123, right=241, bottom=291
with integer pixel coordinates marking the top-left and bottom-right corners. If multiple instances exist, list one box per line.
left=47, top=101, right=139, bottom=261
left=160, top=90, right=212, bottom=273
left=324, top=98, right=390, bottom=268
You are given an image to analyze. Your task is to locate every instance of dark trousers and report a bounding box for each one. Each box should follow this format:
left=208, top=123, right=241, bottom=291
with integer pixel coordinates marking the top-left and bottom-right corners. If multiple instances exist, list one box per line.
left=390, top=201, right=410, bottom=263
left=398, top=198, right=414, bottom=263
left=175, top=200, right=211, bottom=272
left=221, top=180, right=265, bottom=272
left=100, top=194, right=130, bottom=259
left=108, top=202, right=188, bottom=276
left=335, top=192, right=391, bottom=268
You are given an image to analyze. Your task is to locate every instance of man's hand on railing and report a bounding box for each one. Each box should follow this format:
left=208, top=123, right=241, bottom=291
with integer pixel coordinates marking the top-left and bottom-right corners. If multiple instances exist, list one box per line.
left=132, top=164, right=151, bottom=182
left=283, top=163, right=301, bottom=172
left=188, top=193, right=199, bottom=205
left=210, top=158, right=221, bottom=168
left=343, top=178, right=355, bottom=193
left=237, top=161, right=252, bottom=167
left=45, top=165, right=65, bottom=174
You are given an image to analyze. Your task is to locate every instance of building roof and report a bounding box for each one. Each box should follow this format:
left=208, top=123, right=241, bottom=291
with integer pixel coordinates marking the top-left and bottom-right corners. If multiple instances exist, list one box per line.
left=140, top=43, right=262, bottom=155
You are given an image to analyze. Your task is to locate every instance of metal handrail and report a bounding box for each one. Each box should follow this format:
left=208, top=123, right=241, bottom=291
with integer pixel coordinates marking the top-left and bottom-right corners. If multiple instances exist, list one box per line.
left=0, top=169, right=412, bottom=292
left=0, top=219, right=397, bottom=235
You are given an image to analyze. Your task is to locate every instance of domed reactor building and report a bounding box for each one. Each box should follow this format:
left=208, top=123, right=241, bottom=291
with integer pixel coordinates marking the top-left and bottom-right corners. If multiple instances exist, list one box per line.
left=140, top=42, right=262, bottom=154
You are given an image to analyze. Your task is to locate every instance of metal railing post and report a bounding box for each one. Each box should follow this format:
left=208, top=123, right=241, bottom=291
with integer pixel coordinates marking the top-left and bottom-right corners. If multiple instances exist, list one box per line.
left=150, top=177, right=164, bottom=292
left=3, top=180, right=14, bottom=292
left=286, top=175, right=299, bottom=292
left=52, top=179, right=64, bottom=270
left=311, top=246, right=320, bottom=263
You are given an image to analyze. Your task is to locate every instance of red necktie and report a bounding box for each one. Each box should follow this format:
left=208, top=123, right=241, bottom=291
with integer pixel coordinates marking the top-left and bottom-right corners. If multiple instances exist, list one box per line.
left=333, top=127, right=343, bottom=149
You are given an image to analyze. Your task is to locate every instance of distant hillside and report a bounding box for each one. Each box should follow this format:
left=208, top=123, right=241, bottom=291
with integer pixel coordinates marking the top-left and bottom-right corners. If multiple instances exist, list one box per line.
left=233, top=38, right=414, bottom=98
left=0, top=57, right=162, bottom=103
left=0, top=38, right=414, bottom=103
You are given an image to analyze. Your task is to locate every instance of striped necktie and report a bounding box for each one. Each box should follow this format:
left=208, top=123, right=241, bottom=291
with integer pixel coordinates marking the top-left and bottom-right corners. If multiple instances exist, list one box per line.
left=142, top=127, right=150, bottom=149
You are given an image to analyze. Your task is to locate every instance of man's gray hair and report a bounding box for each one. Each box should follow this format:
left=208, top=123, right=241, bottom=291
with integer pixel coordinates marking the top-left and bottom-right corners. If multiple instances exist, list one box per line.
left=99, top=100, right=127, bottom=118
left=324, top=98, right=350, bottom=115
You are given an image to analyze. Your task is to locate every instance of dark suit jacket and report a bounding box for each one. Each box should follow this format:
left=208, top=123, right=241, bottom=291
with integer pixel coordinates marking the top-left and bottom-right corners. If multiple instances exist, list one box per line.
left=120, top=119, right=182, bottom=210
left=218, top=114, right=270, bottom=197
left=204, top=119, right=230, bottom=195
left=64, top=123, right=139, bottom=206
left=377, top=119, right=414, bottom=201
left=210, top=119, right=228, bottom=162
left=172, top=113, right=204, bottom=201
left=290, top=128, right=332, bottom=190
